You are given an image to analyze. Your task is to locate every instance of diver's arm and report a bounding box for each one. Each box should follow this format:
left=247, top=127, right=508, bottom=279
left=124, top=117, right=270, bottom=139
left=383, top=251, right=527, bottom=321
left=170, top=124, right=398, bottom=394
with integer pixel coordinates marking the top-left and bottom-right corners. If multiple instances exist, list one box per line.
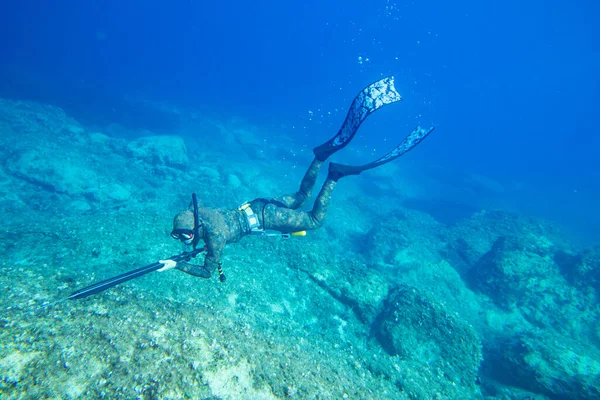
left=159, top=253, right=222, bottom=279
left=159, top=231, right=226, bottom=279
left=175, top=261, right=212, bottom=278
left=202, top=236, right=226, bottom=278
left=167, top=239, right=225, bottom=279
left=157, top=258, right=212, bottom=278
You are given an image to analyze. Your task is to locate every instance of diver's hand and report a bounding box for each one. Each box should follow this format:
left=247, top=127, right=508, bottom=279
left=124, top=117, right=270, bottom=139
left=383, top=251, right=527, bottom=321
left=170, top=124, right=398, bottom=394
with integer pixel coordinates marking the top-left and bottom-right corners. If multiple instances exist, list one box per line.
left=157, top=259, right=177, bottom=272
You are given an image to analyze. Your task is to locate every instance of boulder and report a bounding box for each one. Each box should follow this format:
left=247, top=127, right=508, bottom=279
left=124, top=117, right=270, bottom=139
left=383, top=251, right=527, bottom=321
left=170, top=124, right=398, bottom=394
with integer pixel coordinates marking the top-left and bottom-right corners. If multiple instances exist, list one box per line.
left=485, top=331, right=600, bottom=399
left=365, top=209, right=443, bottom=267
left=557, top=246, right=600, bottom=292
left=5, top=148, right=97, bottom=195
left=373, top=284, right=482, bottom=390
left=443, top=210, right=565, bottom=276
left=126, top=135, right=189, bottom=169
left=469, top=235, right=598, bottom=343
left=467, top=235, right=559, bottom=310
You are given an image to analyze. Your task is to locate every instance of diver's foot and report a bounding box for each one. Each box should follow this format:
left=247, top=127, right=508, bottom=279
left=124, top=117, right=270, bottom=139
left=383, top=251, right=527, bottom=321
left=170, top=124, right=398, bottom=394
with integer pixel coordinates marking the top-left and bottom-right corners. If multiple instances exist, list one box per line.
left=313, top=76, right=402, bottom=161
left=313, top=142, right=338, bottom=162
left=327, top=162, right=364, bottom=181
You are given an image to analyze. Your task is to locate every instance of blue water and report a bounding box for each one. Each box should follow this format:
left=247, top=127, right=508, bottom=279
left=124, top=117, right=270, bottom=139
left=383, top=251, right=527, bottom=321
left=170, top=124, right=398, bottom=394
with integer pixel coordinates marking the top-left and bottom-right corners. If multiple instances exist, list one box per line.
left=2, top=0, right=598, bottom=244
left=2, top=1, right=600, bottom=398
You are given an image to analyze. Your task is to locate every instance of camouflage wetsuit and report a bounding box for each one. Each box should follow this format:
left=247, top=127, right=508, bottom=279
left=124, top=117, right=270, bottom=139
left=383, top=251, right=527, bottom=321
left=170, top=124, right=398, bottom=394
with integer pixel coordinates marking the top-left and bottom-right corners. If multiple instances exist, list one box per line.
left=175, top=156, right=335, bottom=278
left=173, top=76, right=434, bottom=279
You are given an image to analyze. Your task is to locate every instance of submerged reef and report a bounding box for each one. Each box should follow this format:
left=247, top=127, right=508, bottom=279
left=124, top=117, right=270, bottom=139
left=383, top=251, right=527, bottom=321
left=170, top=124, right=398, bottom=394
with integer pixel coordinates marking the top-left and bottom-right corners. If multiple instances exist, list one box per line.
left=1, top=98, right=599, bottom=399
left=373, top=284, right=482, bottom=396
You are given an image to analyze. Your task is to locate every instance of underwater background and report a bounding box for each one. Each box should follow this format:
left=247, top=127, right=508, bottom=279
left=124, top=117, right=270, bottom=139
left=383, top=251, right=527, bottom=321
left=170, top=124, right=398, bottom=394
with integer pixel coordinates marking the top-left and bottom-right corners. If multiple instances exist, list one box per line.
left=1, top=0, right=599, bottom=399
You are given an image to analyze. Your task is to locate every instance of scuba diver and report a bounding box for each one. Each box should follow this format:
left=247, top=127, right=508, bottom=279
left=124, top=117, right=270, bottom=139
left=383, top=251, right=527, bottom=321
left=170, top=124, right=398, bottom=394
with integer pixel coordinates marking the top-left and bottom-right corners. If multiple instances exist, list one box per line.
left=158, top=76, right=434, bottom=281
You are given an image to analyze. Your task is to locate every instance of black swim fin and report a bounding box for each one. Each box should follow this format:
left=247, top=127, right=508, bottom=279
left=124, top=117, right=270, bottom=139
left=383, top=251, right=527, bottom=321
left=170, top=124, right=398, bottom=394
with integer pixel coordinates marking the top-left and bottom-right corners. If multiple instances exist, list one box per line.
left=313, top=76, right=402, bottom=161
left=328, top=125, right=435, bottom=181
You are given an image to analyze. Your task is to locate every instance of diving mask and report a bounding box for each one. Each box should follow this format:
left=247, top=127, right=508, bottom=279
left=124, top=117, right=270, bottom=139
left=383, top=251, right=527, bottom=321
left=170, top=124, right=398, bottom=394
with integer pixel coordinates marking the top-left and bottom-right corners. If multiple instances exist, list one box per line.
left=171, top=228, right=194, bottom=244
left=170, top=193, right=201, bottom=248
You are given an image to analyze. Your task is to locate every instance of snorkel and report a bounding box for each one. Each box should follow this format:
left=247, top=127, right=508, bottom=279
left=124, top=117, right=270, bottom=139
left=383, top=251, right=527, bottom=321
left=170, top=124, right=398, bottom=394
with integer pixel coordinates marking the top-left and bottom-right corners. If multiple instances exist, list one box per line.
left=191, top=193, right=201, bottom=250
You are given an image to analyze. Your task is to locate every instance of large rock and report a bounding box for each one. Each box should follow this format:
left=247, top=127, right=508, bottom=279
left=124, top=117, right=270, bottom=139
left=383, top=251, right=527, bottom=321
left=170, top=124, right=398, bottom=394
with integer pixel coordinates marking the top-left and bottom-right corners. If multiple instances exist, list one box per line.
left=469, top=235, right=599, bottom=352
left=467, top=235, right=559, bottom=311
left=373, top=284, right=482, bottom=391
left=365, top=209, right=443, bottom=267
left=485, top=331, right=600, bottom=399
left=4, top=148, right=131, bottom=205
left=126, top=135, right=189, bottom=169
left=304, top=258, right=391, bottom=325
left=5, top=148, right=97, bottom=195
left=0, top=99, right=78, bottom=139
left=442, top=210, right=566, bottom=276
left=556, top=246, right=600, bottom=293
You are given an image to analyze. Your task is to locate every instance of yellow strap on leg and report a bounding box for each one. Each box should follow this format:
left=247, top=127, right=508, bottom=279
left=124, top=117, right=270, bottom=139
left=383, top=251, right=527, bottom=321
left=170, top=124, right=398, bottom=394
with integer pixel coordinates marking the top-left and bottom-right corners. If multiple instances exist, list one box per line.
left=217, top=262, right=226, bottom=282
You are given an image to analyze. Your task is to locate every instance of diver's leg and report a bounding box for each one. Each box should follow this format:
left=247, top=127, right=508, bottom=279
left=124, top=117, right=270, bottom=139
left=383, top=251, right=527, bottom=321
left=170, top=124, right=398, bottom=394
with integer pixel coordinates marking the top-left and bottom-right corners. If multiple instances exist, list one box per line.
left=271, top=77, right=402, bottom=209
left=272, top=157, right=324, bottom=209
left=272, top=76, right=402, bottom=208
left=264, top=174, right=338, bottom=232
left=313, top=76, right=402, bottom=161
left=267, top=125, right=435, bottom=230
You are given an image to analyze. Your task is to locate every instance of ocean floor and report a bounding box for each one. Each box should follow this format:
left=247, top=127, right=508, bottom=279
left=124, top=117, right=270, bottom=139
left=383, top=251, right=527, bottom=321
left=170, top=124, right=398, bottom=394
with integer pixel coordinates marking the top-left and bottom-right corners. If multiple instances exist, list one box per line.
left=1, top=99, right=599, bottom=399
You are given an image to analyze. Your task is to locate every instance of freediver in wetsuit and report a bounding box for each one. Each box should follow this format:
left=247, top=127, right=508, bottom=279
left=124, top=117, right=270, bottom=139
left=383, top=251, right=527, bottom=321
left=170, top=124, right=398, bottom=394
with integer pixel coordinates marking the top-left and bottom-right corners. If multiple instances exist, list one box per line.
left=159, top=76, right=434, bottom=280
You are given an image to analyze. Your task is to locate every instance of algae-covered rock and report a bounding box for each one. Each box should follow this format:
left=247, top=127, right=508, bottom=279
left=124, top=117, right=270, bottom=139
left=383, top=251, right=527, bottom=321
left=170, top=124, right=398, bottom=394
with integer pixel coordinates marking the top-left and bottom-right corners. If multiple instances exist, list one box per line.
left=5, top=148, right=133, bottom=205
left=468, top=235, right=599, bottom=342
left=564, top=246, right=600, bottom=291
left=293, top=250, right=391, bottom=325
left=373, top=284, right=482, bottom=390
left=5, top=148, right=98, bottom=195
left=467, top=235, right=560, bottom=310
left=126, top=135, right=189, bottom=168
left=0, top=350, right=42, bottom=387
left=443, top=210, right=565, bottom=276
left=227, top=173, right=242, bottom=189
left=85, top=183, right=132, bottom=204
left=0, top=99, right=77, bottom=138
left=312, top=261, right=390, bottom=325
left=485, top=331, right=600, bottom=399
left=365, top=209, right=443, bottom=266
